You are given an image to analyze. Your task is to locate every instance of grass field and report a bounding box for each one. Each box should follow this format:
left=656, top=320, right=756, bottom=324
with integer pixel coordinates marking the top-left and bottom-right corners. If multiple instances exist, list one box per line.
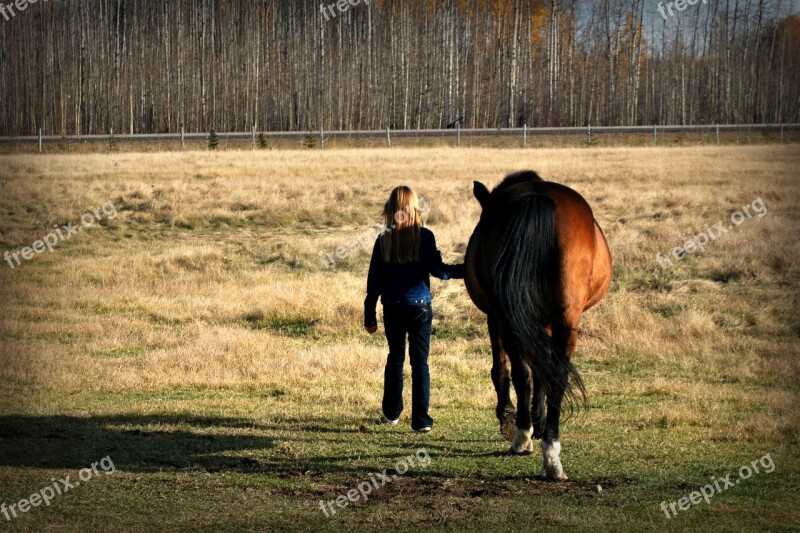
left=0, top=146, right=798, bottom=531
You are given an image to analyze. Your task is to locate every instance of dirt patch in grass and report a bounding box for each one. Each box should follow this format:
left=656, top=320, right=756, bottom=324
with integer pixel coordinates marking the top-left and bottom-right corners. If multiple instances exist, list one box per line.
left=286, top=474, right=632, bottom=505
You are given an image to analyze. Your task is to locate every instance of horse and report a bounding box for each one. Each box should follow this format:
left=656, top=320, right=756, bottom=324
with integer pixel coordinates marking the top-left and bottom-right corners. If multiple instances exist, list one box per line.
left=464, top=170, right=612, bottom=480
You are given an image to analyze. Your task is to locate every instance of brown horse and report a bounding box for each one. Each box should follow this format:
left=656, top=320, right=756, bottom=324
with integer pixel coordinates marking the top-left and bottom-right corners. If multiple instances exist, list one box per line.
left=465, top=171, right=612, bottom=480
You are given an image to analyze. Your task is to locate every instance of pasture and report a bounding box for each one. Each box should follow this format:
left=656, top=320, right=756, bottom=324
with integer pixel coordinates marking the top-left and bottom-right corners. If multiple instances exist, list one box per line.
left=0, top=145, right=798, bottom=531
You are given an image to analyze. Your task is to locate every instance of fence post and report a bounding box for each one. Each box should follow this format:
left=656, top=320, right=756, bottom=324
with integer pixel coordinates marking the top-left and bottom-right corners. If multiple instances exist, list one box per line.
left=386, top=127, right=391, bottom=148
left=320, top=126, right=325, bottom=149
left=781, top=123, right=784, bottom=144
left=181, top=125, right=185, bottom=150
left=653, top=124, right=657, bottom=146
left=587, top=124, right=592, bottom=145
left=456, top=123, right=461, bottom=147
left=716, top=124, right=720, bottom=145
left=38, top=128, right=42, bottom=153
left=523, top=123, right=527, bottom=148
left=252, top=125, right=256, bottom=150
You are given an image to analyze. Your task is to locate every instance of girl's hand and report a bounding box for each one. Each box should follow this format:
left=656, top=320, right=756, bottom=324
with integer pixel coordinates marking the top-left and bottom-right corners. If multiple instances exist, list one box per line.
left=365, top=325, right=378, bottom=334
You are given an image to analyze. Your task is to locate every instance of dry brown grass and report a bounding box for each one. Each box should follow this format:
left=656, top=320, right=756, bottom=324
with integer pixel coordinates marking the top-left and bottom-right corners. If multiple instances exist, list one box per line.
left=0, top=146, right=798, bottom=439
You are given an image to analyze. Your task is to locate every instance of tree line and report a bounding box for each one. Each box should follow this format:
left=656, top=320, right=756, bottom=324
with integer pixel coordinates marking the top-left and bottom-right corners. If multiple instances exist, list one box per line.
left=0, top=0, right=798, bottom=136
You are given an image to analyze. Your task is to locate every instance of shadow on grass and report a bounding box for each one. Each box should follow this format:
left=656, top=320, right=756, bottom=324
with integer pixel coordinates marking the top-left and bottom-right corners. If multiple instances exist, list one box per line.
left=0, top=414, right=632, bottom=502
left=0, top=414, right=277, bottom=473
left=0, top=414, right=453, bottom=478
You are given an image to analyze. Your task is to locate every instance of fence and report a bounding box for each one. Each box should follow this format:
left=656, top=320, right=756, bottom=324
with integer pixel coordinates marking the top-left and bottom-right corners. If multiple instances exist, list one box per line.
left=1, top=124, right=797, bottom=151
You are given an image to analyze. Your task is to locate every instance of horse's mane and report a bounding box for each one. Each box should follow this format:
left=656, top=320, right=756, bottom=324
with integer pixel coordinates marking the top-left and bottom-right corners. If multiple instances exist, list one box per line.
left=493, top=170, right=544, bottom=193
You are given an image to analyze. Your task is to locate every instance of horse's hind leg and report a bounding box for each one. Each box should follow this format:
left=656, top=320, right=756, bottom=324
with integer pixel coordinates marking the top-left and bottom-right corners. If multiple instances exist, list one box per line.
left=509, top=354, right=535, bottom=455
left=532, top=377, right=546, bottom=439
left=540, top=379, right=567, bottom=479
left=540, top=323, right=579, bottom=480
left=488, top=316, right=515, bottom=441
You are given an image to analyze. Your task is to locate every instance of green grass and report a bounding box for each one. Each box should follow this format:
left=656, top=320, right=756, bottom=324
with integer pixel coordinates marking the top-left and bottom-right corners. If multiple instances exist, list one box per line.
left=0, top=394, right=796, bottom=531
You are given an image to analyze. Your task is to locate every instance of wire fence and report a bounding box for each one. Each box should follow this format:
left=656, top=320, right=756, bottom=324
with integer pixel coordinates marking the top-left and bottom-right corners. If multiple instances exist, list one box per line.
left=1, top=124, right=797, bottom=152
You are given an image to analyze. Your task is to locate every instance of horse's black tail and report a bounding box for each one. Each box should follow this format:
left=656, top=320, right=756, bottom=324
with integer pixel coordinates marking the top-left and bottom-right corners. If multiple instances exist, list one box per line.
left=492, top=193, right=586, bottom=415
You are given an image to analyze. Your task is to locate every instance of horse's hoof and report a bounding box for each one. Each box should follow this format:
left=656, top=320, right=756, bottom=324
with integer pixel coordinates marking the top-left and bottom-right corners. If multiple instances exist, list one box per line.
left=508, top=446, right=534, bottom=456
left=538, top=472, right=569, bottom=482
left=500, top=411, right=517, bottom=442
left=510, top=426, right=535, bottom=454
left=540, top=439, right=567, bottom=480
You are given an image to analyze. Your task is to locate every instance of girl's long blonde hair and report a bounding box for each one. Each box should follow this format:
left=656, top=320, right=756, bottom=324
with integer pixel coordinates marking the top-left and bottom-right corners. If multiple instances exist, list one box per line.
left=381, top=186, right=423, bottom=263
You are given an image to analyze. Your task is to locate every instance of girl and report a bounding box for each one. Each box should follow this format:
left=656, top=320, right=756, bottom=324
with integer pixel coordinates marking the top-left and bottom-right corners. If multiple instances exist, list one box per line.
left=364, top=186, right=464, bottom=433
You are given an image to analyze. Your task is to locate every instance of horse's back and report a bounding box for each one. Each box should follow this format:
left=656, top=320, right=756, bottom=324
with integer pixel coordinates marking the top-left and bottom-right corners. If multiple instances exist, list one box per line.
left=465, top=177, right=611, bottom=318
left=501, top=180, right=609, bottom=318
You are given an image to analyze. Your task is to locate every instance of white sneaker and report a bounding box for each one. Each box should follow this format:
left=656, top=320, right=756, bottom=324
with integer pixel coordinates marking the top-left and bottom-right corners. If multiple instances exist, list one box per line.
left=380, top=416, right=399, bottom=426
left=413, top=426, right=432, bottom=434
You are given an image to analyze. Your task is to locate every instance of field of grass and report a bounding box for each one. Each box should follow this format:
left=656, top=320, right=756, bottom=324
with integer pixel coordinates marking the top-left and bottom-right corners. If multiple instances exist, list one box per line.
left=0, top=146, right=798, bottom=532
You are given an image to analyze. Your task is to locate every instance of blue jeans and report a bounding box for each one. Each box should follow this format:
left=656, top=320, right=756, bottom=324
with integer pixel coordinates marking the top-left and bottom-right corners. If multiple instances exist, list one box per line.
left=382, top=304, right=433, bottom=430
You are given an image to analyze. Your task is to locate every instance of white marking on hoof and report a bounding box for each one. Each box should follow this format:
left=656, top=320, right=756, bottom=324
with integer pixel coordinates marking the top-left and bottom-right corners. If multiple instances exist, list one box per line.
left=510, top=426, right=534, bottom=455
left=540, top=439, right=568, bottom=480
